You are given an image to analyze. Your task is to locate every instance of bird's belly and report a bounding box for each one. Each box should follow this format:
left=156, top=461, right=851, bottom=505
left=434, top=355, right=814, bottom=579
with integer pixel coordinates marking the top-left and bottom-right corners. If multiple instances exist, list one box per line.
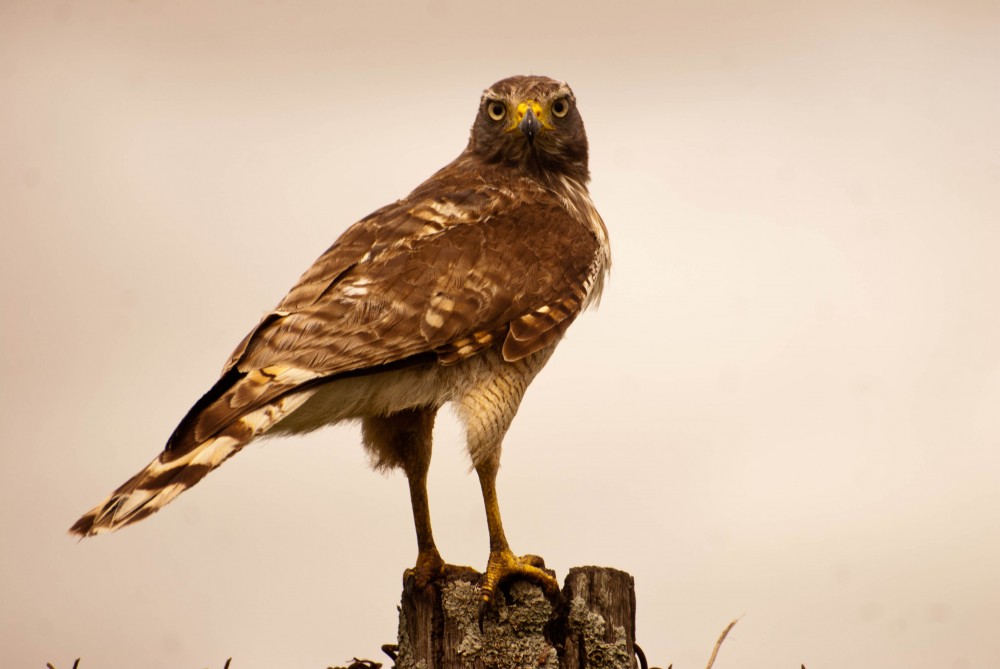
left=269, top=361, right=457, bottom=435
left=268, top=345, right=554, bottom=439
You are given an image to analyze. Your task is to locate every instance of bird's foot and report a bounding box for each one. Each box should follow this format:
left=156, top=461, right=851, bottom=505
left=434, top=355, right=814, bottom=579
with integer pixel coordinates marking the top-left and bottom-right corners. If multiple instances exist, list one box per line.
left=479, top=549, right=559, bottom=606
left=404, top=548, right=445, bottom=590
left=404, top=549, right=477, bottom=592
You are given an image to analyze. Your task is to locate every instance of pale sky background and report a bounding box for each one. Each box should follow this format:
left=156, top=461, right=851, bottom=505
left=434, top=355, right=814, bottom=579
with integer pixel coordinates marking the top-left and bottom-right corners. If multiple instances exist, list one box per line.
left=2, top=1, right=999, bottom=668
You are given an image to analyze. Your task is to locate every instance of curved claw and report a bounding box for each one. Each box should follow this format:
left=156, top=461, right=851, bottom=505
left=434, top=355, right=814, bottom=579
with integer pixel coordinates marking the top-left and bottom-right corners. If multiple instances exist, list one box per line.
left=404, top=548, right=445, bottom=590
left=479, top=549, right=559, bottom=606
left=404, top=550, right=480, bottom=596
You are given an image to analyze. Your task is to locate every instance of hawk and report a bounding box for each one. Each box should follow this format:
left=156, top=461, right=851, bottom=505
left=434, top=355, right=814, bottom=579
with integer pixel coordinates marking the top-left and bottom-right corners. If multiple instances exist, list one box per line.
left=71, top=75, right=611, bottom=602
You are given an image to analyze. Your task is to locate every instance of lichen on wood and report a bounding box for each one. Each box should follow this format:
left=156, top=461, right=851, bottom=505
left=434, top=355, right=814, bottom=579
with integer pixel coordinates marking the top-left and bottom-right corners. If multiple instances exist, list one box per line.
left=397, top=566, right=637, bottom=669
left=566, top=595, right=633, bottom=669
left=443, top=579, right=558, bottom=668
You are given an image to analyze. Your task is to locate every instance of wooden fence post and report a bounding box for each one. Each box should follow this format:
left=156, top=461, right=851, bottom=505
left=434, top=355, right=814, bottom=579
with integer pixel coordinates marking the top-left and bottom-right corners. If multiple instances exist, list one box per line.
left=395, top=565, right=638, bottom=669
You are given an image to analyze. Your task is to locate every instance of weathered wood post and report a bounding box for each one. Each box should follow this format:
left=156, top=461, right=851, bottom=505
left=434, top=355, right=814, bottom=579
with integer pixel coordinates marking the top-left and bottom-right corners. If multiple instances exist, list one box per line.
left=395, top=566, right=638, bottom=669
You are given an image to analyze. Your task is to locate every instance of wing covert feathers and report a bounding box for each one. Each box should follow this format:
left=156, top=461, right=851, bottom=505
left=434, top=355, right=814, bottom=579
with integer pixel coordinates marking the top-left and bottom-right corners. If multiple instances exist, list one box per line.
left=224, top=179, right=605, bottom=377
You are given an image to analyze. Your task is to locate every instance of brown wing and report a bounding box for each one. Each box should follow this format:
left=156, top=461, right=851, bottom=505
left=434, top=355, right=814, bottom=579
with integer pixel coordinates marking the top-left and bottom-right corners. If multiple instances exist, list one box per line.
left=166, top=182, right=599, bottom=454
left=236, top=196, right=598, bottom=374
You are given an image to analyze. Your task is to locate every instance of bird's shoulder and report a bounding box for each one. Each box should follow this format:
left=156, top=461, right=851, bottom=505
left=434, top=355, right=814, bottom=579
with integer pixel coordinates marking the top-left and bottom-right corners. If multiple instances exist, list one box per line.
left=275, top=167, right=520, bottom=310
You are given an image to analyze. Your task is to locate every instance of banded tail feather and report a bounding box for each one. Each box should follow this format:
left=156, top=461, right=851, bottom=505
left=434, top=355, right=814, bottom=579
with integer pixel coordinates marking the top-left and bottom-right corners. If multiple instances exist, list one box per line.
left=69, top=436, right=237, bottom=536
left=70, top=378, right=318, bottom=537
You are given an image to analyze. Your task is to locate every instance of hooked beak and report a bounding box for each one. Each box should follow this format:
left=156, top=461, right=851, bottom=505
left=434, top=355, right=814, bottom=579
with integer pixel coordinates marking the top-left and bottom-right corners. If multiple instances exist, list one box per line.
left=518, top=107, right=541, bottom=143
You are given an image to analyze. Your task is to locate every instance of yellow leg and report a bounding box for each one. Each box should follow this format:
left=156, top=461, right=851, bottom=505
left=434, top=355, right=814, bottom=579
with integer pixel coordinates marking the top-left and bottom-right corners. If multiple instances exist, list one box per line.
left=363, top=409, right=450, bottom=589
left=476, top=461, right=559, bottom=604
left=405, top=467, right=445, bottom=588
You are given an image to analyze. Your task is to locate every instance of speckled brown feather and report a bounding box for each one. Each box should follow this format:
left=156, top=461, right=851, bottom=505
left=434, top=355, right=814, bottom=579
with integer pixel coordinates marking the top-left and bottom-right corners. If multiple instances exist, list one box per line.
left=71, top=74, right=610, bottom=537
left=173, top=179, right=602, bottom=454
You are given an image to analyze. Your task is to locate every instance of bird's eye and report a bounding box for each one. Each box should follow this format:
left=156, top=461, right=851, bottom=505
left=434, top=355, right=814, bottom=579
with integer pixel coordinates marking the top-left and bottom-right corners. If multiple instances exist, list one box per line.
left=552, top=98, right=570, bottom=118
left=487, top=100, right=506, bottom=121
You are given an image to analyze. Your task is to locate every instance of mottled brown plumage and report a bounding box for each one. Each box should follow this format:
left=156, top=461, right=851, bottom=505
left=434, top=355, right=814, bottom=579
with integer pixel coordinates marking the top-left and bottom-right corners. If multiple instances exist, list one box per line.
left=71, top=75, right=610, bottom=601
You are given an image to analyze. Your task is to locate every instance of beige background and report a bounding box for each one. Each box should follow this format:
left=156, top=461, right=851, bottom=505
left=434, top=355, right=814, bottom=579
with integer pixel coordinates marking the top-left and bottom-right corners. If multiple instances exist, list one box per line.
left=2, top=1, right=999, bottom=667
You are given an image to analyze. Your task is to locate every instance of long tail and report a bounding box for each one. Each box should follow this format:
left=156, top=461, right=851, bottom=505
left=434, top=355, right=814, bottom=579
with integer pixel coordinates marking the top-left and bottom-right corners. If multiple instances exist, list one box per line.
left=70, top=434, right=241, bottom=536
left=70, top=378, right=317, bottom=537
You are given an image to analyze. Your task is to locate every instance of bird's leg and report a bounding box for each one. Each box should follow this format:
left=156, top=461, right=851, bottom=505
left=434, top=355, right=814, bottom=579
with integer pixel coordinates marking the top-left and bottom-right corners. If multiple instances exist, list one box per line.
left=405, top=463, right=444, bottom=587
left=476, top=458, right=559, bottom=605
left=454, top=348, right=560, bottom=605
left=362, top=408, right=445, bottom=588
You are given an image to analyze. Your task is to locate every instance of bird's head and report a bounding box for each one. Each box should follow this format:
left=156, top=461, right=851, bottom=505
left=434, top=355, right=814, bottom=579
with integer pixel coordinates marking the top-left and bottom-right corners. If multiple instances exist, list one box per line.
left=468, top=75, right=589, bottom=183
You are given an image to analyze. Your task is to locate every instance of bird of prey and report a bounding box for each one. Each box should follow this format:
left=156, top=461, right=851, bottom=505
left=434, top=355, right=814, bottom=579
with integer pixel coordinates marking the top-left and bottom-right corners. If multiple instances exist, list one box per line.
left=71, top=74, right=611, bottom=603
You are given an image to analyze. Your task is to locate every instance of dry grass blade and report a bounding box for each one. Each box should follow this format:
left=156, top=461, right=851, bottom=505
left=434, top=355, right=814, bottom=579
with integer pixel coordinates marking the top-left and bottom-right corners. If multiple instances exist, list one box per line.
left=704, top=618, right=739, bottom=669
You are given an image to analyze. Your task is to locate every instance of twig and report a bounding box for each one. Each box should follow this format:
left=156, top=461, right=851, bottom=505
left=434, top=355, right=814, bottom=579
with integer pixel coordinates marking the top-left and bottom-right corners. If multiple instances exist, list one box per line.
left=635, top=642, right=648, bottom=669
left=328, top=659, right=381, bottom=669
left=704, top=618, right=739, bottom=669
left=381, top=644, right=398, bottom=663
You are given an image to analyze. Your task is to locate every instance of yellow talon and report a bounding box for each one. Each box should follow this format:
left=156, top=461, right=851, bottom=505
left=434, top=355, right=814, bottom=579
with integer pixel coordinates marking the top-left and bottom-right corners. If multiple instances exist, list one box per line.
left=404, top=547, right=446, bottom=591
left=480, top=549, right=559, bottom=604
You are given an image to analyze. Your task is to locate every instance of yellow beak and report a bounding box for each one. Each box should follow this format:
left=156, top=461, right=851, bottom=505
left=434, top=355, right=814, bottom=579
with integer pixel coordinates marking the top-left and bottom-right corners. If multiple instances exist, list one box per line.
left=515, top=100, right=545, bottom=125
